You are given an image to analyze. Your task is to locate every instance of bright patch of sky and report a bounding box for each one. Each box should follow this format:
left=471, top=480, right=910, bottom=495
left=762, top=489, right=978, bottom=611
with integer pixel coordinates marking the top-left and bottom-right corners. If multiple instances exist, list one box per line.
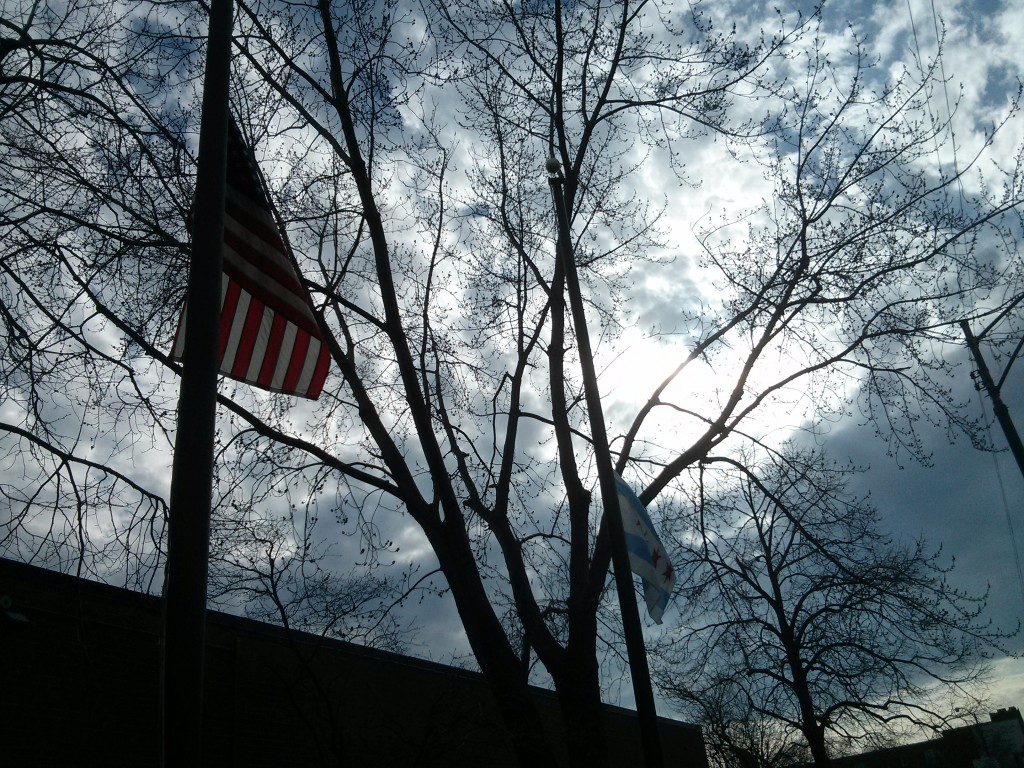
left=572, top=0, right=1024, bottom=715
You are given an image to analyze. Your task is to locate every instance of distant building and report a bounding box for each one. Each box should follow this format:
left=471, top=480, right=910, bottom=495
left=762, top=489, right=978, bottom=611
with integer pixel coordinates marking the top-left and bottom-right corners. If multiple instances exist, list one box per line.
left=0, top=557, right=706, bottom=767
left=833, top=708, right=1024, bottom=768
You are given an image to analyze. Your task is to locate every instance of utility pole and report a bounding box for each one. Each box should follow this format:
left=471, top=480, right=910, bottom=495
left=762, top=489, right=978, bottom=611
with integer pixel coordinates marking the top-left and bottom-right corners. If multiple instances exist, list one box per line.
left=962, top=320, right=1024, bottom=481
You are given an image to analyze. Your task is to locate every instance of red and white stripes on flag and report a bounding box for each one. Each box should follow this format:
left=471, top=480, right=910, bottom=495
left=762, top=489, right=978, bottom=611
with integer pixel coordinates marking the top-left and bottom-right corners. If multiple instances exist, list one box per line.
left=172, top=122, right=330, bottom=399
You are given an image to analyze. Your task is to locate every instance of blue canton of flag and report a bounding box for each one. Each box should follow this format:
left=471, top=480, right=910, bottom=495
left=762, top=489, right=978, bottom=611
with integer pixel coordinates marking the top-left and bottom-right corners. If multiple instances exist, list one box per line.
left=614, top=474, right=675, bottom=624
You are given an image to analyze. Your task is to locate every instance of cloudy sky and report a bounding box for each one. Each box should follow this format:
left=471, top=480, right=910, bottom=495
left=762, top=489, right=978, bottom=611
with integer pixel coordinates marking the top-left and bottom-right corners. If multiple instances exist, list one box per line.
left=689, top=0, right=1024, bottom=712
left=2, top=0, right=1023, bottom=741
left=368, top=0, right=1024, bottom=716
left=702, top=0, right=1024, bottom=714
left=227, top=0, right=1024, bottom=716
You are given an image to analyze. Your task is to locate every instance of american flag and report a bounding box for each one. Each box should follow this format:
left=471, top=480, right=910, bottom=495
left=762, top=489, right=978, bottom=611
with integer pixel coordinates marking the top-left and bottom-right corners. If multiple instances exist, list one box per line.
left=173, top=121, right=330, bottom=399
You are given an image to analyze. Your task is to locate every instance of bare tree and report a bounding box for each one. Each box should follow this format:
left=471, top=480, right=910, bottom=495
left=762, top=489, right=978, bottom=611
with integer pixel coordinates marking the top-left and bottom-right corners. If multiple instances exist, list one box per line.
left=654, top=446, right=1014, bottom=767
left=622, top=30, right=1024, bottom=509
left=680, top=679, right=810, bottom=768
left=2, top=2, right=1023, bottom=767
left=0, top=0, right=787, bottom=762
left=0, top=0, right=186, bottom=587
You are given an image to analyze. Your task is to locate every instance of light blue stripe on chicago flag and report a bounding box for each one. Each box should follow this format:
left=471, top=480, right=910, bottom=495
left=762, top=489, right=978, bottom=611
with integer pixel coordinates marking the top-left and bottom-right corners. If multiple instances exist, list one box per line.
left=614, top=474, right=675, bottom=624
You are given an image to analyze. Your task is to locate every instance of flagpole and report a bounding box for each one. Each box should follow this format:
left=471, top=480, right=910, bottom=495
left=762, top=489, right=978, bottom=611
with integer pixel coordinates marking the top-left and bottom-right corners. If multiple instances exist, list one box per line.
left=546, top=161, right=664, bottom=768
left=161, top=0, right=233, bottom=765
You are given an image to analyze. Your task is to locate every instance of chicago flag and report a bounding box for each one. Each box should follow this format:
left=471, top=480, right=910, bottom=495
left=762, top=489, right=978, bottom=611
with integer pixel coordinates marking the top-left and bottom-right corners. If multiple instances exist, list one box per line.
left=172, top=121, right=330, bottom=399
left=614, top=474, right=675, bottom=623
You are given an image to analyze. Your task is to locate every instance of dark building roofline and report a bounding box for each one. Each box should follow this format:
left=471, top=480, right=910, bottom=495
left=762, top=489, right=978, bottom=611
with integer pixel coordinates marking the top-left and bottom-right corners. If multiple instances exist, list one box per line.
left=0, top=556, right=698, bottom=730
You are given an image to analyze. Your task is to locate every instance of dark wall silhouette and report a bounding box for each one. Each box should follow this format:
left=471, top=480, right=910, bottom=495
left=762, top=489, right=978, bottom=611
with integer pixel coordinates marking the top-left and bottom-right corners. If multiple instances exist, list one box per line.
left=832, top=709, right=1024, bottom=768
left=0, top=558, right=706, bottom=767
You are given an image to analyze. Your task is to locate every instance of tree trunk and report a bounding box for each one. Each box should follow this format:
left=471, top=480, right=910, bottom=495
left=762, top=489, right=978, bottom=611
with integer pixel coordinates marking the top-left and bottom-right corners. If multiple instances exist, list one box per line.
left=555, top=652, right=610, bottom=768
left=802, top=720, right=831, bottom=768
left=549, top=590, right=611, bottom=768
left=789, top=660, right=830, bottom=768
left=434, top=530, right=561, bottom=768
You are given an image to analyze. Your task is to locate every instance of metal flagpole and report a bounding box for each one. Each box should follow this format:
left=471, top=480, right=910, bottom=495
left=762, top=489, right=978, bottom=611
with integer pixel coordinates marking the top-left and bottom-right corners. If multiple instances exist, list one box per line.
left=547, top=160, right=665, bottom=768
left=161, top=0, right=234, bottom=765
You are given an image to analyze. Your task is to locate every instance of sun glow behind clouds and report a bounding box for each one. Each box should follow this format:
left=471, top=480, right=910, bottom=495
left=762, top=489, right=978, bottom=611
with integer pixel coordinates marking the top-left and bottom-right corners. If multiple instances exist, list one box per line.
left=599, top=327, right=716, bottom=413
